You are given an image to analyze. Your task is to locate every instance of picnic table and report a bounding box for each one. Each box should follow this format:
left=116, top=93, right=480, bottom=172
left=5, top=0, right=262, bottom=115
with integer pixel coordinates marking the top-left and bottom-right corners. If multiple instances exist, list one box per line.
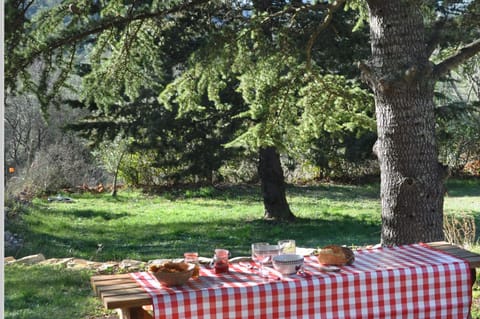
left=91, top=241, right=480, bottom=319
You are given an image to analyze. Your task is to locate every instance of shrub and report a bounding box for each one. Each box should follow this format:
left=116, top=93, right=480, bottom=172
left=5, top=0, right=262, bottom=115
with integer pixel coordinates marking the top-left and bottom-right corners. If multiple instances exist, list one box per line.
left=443, top=212, right=476, bottom=248
left=464, top=160, right=480, bottom=176
left=12, top=141, right=107, bottom=196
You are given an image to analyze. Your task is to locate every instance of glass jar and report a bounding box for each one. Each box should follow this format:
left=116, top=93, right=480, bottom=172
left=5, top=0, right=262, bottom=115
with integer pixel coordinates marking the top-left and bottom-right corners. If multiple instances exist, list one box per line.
left=278, top=239, right=296, bottom=254
left=184, top=252, right=200, bottom=279
left=213, top=249, right=229, bottom=274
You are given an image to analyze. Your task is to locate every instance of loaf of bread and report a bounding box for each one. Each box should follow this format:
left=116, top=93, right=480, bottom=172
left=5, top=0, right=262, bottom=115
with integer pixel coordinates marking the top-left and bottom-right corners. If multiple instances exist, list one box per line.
left=316, top=245, right=355, bottom=266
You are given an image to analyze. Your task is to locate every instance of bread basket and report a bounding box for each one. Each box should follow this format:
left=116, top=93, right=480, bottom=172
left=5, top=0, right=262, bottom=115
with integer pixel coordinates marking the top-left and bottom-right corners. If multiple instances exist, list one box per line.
left=149, top=262, right=195, bottom=286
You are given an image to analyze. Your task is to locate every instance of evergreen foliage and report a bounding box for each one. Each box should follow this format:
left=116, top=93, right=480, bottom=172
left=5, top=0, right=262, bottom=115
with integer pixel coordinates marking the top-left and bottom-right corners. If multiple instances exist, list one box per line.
left=7, top=0, right=477, bottom=188
left=6, top=0, right=378, bottom=185
left=160, top=2, right=375, bottom=174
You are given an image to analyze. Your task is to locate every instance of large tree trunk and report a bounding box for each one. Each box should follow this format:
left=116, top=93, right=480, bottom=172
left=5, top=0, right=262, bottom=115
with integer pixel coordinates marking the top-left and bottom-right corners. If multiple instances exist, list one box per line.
left=258, top=147, right=295, bottom=221
left=364, top=1, right=446, bottom=245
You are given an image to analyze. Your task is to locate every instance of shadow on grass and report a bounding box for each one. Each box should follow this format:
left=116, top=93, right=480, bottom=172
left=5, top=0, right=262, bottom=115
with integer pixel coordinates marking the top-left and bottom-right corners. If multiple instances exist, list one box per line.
left=58, top=209, right=130, bottom=220
left=286, top=184, right=380, bottom=201
left=10, top=179, right=476, bottom=262
left=154, top=183, right=381, bottom=203
left=445, top=178, right=480, bottom=197
left=8, top=210, right=381, bottom=262
left=5, top=264, right=101, bottom=319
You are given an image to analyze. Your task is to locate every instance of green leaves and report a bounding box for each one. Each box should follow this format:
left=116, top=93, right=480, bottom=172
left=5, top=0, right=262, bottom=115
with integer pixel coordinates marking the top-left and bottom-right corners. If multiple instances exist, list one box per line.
left=7, top=0, right=378, bottom=181
left=155, top=1, right=375, bottom=157
left=228, top=52, right=301, bottom=150
left=298, top=74, right=374, bottom=140
left=343, top=0, right=369, bottom=32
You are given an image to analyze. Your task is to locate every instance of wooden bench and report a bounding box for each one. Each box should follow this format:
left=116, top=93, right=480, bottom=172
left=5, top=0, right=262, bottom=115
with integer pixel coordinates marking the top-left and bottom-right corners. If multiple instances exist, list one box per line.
left=91, top=273, right=153, bottom=319
left=426, top=241, right=480, bottom=283
left=91, top=241, right=480, bottom=319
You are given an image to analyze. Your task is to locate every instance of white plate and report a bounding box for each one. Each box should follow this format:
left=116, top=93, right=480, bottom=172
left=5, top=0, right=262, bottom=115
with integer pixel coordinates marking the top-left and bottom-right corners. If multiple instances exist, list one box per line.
left=296, top=247, right=316, bottom=256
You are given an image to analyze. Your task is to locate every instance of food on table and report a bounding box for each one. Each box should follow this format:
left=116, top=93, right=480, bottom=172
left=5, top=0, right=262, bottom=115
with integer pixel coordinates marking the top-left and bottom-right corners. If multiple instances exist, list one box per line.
left=148, top=261, right=195, bottom=286
left=315, top=245, right=355, bottom=266
left=149, top=261, right=191, bottom=273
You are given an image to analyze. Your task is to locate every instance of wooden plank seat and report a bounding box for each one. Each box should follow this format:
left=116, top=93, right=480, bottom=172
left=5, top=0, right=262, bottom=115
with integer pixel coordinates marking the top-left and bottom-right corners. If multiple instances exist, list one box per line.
left=91, top=241, right=480, bottom=319
left=426, top=241, right=480, bottom=289
left=427, top=241, right=480, bottom=268
left=91, top=273, right=153, bottom=319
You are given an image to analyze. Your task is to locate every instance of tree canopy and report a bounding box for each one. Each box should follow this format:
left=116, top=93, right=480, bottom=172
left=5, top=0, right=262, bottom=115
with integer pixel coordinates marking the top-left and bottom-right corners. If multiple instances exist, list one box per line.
left=6, top=0, right=377, bottom=187
left=5, top=0, right=480, bottom=241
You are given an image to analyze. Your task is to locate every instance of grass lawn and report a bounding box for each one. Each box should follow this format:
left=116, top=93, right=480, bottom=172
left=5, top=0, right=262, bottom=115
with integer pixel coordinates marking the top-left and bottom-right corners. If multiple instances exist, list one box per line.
left=5, top=178, right=480, bottom=318
left=6, top=183, right=383, bottom=261
left=4, top=264, right=112, bottom=319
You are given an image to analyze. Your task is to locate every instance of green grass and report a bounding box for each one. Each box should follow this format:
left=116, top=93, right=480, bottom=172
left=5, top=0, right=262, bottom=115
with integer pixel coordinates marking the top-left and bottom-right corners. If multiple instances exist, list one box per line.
left=445, top=178, right=480, bottom=213
left=5, top=178, right=480, bottom=318
left=4, top=264, right=110, bottom=319
left=6, top=184, right=383, bottom=261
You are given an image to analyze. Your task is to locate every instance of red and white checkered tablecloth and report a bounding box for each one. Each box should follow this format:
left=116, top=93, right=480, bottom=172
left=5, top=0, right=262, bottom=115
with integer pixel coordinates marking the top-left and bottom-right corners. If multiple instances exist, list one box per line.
left=130, top=244, right=472, bottom=319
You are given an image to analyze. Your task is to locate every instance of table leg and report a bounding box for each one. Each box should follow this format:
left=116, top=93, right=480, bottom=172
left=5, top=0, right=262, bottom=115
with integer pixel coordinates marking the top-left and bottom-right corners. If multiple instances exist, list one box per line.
left=116, top=307, right=153, bottom=319
left=471, top=268, right=477, bottom=287
left=468, top=268, right=477, bottom=319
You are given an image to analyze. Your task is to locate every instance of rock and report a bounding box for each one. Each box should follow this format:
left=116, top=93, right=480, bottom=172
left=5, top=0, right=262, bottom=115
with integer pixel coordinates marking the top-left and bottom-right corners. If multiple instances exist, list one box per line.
left=67, top=258, right=105, bottom=270
left=39, top=257, right=74, bottom=267
left=12, top=254, right=46, bottom=265
left=5, top=253, right=183, bottom=276
left=98, top=263, right=118, bottom=272
left=67, top=258, right=88, bottom=267
left=120, top=259, right=144, bottom=271
left=5, top=256, right=16, bottom=263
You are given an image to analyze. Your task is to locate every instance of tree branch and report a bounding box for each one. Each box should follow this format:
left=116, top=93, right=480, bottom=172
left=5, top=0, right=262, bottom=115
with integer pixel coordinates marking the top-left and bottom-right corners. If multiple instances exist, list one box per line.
left=8, top=0, right=210, bottom=81
left=432, top=38, right=480, bottom=80
left=306, top=0, right=346, bottom=72
left=260, top=2, right=330, bottom=24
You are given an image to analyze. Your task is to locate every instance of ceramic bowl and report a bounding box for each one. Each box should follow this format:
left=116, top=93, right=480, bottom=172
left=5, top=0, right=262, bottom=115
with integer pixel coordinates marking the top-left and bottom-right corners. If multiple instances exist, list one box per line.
left=272, top=254, right=304, bottom=275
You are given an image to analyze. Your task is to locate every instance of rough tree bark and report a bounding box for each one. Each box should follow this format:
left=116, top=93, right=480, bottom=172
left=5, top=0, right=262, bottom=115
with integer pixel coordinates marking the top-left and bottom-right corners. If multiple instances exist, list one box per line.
left=362, top=0, right=480, bottom=245
left=364, top=1, right=444, bottom=245
left=258, top=147, right=296, bottom=221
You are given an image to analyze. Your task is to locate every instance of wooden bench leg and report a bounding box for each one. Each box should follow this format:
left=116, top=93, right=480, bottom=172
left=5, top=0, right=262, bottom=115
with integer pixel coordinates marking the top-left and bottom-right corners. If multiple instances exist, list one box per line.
left=116, top=307, right=153, bottom=319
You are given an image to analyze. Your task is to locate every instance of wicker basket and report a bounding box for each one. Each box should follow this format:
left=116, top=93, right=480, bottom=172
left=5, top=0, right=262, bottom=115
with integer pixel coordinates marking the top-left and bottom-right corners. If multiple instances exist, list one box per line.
left=150, top=264, right=195, bottom=286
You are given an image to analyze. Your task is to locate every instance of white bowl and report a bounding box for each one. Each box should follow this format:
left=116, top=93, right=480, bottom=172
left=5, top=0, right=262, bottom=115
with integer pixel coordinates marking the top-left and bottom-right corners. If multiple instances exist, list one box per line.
left=272, top=254, right=304, bottom=275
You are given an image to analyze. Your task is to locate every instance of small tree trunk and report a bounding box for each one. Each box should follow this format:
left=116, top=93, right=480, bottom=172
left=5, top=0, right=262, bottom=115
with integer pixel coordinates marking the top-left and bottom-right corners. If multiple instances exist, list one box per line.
left=258, top=147, right=295, bottom=221
left=111, top=149, right=126, bottom=197
left=366, top=1, right=445, bottom=245
left=111, top=171, right=119, bottom=197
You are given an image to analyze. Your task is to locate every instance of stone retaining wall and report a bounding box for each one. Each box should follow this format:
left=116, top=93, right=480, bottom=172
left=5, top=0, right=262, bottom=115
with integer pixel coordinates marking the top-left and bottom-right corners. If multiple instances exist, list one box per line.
left=5, top=254, right=146, bottom=274
left=5, top=254, right=249, bottom=273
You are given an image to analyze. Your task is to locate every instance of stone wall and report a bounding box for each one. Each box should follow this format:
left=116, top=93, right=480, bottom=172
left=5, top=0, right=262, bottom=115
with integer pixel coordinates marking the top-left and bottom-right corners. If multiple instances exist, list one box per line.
left=5, top=253, right=146, bottom=274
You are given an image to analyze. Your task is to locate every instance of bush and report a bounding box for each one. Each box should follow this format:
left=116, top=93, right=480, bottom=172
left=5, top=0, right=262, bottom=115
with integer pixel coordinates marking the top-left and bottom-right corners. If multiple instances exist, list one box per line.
left=464, top=160, right=480, bottom=176
left=218, top=159, right=259, bottom=184
left=443, top=212, right=476, bottom=248
left=8, top=141, right=108, bottom=196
